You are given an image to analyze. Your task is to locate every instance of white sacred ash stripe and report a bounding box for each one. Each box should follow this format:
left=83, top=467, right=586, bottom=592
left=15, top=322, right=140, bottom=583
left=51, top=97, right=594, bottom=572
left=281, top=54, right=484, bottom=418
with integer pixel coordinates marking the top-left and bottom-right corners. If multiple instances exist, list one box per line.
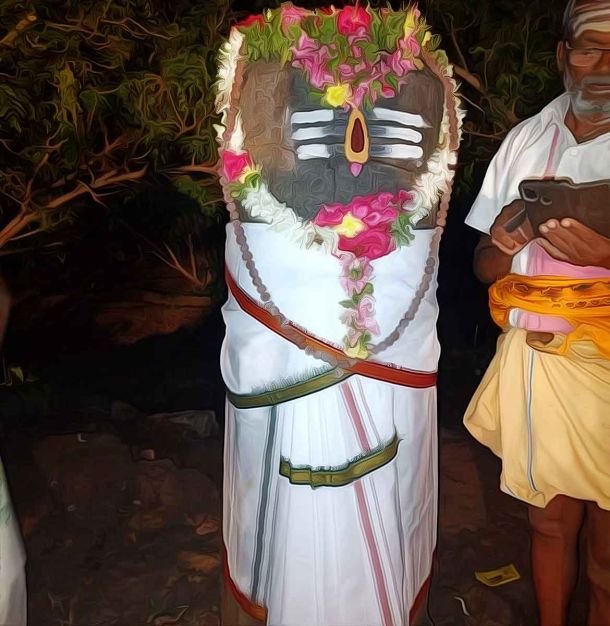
left=369, top=126, right=423, bottom=142
left=292, top=125, right=422, bottom=143
left=371, top=108, right=430, bottom=128
left=296, top=144, right=332, bottom=159
left=291, top=125, right=344, bottom=141
left=371, top=144, right=424, bottom=159
left=291, top=109, right=334, bottom=124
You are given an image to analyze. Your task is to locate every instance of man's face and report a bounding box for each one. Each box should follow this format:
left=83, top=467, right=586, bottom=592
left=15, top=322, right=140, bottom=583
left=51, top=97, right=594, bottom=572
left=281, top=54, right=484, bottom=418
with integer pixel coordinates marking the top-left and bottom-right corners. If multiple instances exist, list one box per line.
left=561, top=1, right=610, bottom=117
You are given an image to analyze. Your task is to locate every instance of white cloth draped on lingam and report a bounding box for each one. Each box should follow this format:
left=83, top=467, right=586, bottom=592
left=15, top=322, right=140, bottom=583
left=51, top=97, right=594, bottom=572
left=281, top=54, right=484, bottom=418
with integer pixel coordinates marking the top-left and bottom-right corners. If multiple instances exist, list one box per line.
left=0, top=459, right=27, bottom=626
left=221, top=222, right=440, bottom=626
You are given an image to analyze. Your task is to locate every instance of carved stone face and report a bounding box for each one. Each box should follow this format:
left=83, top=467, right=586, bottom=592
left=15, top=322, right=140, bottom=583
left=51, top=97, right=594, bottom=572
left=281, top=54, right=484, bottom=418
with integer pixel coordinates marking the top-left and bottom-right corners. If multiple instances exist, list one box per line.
left=235, top=61, right=445, bottom=223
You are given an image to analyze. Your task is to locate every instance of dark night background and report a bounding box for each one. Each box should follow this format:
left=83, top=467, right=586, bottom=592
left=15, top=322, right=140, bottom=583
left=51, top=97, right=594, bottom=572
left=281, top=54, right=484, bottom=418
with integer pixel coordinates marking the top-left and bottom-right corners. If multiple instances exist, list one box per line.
left=0, top=1, right=584, bottom=625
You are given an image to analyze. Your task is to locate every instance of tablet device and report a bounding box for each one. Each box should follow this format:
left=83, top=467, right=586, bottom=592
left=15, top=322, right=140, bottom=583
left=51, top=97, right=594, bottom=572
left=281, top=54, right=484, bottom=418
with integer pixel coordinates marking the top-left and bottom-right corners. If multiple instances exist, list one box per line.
left=518, top=178, right=610, bottom=237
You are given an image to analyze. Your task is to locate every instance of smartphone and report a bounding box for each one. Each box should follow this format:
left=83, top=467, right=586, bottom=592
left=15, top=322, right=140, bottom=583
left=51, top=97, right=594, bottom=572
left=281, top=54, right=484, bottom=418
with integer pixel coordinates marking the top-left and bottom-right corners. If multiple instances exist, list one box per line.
left=518, top=178, right=610, bottom=237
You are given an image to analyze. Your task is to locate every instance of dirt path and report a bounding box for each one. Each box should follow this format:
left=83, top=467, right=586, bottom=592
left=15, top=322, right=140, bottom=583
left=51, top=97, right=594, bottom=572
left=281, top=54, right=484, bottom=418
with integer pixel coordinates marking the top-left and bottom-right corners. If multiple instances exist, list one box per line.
left=2, top=422, right=590, bottom=625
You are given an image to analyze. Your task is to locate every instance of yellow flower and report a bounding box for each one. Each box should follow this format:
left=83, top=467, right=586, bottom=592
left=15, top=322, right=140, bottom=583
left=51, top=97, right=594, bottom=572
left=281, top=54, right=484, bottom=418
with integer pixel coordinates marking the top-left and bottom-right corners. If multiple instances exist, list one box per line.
left=422, top=31, right=431, bottom=47
left=237, top=165, right=260, bottom=185
left=345, top=343, right=369, bottom=360
left=403, top=6, right=417, bottom=39
left=324, top=83, right=351, bottom=108
left=335, top=212, right=365, bottom=238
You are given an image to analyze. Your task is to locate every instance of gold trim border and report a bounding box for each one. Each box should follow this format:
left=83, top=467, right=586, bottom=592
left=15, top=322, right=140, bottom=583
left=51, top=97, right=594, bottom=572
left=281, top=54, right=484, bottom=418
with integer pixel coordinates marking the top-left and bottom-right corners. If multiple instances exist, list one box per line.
left=279, top=435, right=400, bottom=488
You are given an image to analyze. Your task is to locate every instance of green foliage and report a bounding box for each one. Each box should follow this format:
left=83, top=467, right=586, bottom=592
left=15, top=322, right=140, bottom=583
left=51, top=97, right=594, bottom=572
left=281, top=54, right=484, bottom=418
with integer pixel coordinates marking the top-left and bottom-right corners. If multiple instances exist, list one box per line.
left=0, top=0, right=232, bottom=257
left=390, top=212, right=415, bottom=247
left=0, top=0, right=565, bottom=268
left=422, top=0, right=564, bottom=189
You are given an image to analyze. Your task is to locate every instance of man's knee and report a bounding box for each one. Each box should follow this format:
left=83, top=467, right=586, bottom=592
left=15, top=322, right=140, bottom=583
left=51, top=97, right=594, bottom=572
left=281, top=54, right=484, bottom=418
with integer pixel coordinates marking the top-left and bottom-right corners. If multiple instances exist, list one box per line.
left=528, top=499, right=583, bottom=540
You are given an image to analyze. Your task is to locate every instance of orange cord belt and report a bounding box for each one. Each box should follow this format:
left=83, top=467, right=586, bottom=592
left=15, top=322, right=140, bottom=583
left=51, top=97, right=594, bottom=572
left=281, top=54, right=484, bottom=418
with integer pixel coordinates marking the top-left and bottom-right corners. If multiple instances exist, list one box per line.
left=225, top=269, right=437, bottom=389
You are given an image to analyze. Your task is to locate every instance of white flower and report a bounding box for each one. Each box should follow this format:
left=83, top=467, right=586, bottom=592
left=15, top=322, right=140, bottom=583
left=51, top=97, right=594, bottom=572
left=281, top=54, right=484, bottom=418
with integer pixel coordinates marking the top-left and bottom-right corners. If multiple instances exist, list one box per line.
left=215, top=28, right=244, bottom=117
left=227, top=112, right=245, bottom=153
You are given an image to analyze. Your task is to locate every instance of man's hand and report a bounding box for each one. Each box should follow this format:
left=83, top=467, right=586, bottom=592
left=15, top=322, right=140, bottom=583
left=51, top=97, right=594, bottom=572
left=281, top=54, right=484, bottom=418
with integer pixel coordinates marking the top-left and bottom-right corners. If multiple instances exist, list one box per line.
left=490, top=200, right=535, bottom=256
left=537, top=218, right=610, bottom=268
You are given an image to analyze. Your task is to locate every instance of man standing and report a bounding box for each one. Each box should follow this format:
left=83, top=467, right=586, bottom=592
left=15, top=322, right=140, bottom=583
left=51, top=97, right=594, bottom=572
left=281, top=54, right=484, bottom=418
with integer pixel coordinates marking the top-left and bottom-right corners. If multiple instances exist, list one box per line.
left=464, top=1, right=610, bottom=625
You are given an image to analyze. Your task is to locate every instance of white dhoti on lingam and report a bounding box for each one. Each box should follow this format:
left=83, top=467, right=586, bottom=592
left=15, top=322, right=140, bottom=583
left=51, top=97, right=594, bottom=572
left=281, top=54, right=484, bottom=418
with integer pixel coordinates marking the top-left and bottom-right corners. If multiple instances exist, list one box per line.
left=215, top=5, right=462, bottom=625
left=222, top=226, right=441, bottom=626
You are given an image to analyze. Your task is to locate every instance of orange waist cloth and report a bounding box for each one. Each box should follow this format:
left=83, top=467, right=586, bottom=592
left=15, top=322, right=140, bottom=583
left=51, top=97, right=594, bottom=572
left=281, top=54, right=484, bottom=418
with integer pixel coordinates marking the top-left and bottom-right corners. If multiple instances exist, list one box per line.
left=489, top=274, right=610, bottom=358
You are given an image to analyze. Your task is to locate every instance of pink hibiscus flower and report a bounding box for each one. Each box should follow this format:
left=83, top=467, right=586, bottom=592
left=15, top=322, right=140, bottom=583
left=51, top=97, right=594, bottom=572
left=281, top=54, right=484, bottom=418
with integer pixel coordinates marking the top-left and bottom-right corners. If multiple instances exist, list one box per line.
left=337, top=6, right=372, bottom=36
left=220, top=150, right=251, bottom=182
left=315, top=191, right=415, bottom=260
left=341, top=228, right=396, bottom=260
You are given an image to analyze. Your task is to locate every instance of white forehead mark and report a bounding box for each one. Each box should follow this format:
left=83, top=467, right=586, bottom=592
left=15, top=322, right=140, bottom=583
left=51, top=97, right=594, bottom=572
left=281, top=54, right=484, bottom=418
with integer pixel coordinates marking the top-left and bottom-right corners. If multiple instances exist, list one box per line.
left=291, top=125, right=343, bottom=141
left=291, top=110, right=334, bottom=125
left=369, top=126, right=423, bottom=143
left=296, top=144, right=332, bottom=160
left=370, top=144, right=424, bottom=159
left=371, top=108, right=430, bottom=128
left=293, top=126, right=422, bottom=143
left=572, top=8, right=610, bottom=37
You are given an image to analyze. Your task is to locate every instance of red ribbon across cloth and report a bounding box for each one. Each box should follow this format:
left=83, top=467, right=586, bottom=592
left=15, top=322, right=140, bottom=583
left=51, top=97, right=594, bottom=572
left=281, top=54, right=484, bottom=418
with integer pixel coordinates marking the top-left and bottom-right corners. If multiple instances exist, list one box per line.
left=225, top=269, right=437, bottom=389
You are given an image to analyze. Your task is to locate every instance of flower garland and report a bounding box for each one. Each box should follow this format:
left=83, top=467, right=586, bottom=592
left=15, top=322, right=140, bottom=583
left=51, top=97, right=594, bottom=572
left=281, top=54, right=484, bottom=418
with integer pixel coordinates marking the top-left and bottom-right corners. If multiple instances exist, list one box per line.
left=220, top=140, right=455, bottom=358
left=233, top=4, right=447, bottom=109
left=215, top=3, right=463, bottom=360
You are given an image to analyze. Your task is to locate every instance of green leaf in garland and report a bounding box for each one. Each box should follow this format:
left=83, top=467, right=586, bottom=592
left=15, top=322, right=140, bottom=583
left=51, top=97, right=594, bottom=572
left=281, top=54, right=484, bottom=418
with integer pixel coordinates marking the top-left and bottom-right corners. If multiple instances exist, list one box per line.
left=391, top=213, right=415, bottom=247
left=351, top=281, right=375, bottom=306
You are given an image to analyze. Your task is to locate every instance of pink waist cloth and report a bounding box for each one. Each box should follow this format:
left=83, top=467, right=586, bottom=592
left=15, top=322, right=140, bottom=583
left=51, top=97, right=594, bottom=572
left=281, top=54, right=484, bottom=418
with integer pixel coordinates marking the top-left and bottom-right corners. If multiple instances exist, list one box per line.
left=517, top=243, right=610, bottom=333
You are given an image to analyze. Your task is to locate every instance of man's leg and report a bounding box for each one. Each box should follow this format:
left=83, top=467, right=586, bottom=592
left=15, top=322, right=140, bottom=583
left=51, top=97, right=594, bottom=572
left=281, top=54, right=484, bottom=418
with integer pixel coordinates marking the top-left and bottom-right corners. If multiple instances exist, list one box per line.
left=528, top=495, right=585, bottom=626
left=585, top=502, right=610, bottom=626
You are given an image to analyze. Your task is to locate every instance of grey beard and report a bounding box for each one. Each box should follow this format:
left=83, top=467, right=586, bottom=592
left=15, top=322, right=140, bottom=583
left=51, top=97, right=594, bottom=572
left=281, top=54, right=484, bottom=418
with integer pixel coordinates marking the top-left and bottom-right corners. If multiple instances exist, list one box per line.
left=565, top=75, right=610, bottom=117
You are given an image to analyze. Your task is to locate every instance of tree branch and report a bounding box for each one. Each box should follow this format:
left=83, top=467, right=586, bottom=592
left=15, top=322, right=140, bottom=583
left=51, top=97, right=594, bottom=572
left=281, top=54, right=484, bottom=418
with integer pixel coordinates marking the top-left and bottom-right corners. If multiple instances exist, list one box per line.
left=0, top=166, right=149, bottom=249
left=453, top=65, right=483, bottom=93
left=164, top=165, right=218, bottom=176
left=0, top=13, right=37, bottom=48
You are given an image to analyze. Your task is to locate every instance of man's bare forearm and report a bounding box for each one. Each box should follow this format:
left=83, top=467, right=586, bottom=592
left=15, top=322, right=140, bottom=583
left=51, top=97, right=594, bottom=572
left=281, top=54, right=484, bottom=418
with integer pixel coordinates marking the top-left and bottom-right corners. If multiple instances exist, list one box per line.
left=473, top=235, right=514, bottom=284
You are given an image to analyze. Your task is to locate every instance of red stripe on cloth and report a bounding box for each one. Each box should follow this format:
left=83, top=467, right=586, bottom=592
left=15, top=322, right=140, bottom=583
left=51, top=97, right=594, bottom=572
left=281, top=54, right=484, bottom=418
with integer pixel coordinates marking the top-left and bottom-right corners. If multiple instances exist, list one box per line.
left=355, top=377, right=382, bottom=444
left=409, top=571, right=432, bottom=623
left=225, top=269, right=437, bottom=389
left=340, top=381, right=372, bottom=453
left=543, top=124, right=560, bottom=178
left=222, top=544, right=267, bottom=623
left=354, top=481, right=394, bottom=626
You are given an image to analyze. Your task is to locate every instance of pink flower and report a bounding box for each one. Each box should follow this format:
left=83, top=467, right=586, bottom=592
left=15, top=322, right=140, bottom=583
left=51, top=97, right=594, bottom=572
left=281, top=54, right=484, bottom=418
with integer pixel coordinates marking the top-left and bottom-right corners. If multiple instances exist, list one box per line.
left=314, top=191, right=406, bottom=259
left=291, top=34, right=334, bottom=88
left=340, top=228, right=396, bottom=260
left=355, top=295, right=381, bottom=334
left=337, top=6, right=372, bottom=36
left=221, top=150, right=251, bottom=182
left=399, top=35, right=421, bottom=58
left=281, top=5, right=309, bottom=31
left=340, top=295, right=380, bottom=335
left=339, top=254, right=373, bottom=295
left=383, top=48, right=417, bottom=78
